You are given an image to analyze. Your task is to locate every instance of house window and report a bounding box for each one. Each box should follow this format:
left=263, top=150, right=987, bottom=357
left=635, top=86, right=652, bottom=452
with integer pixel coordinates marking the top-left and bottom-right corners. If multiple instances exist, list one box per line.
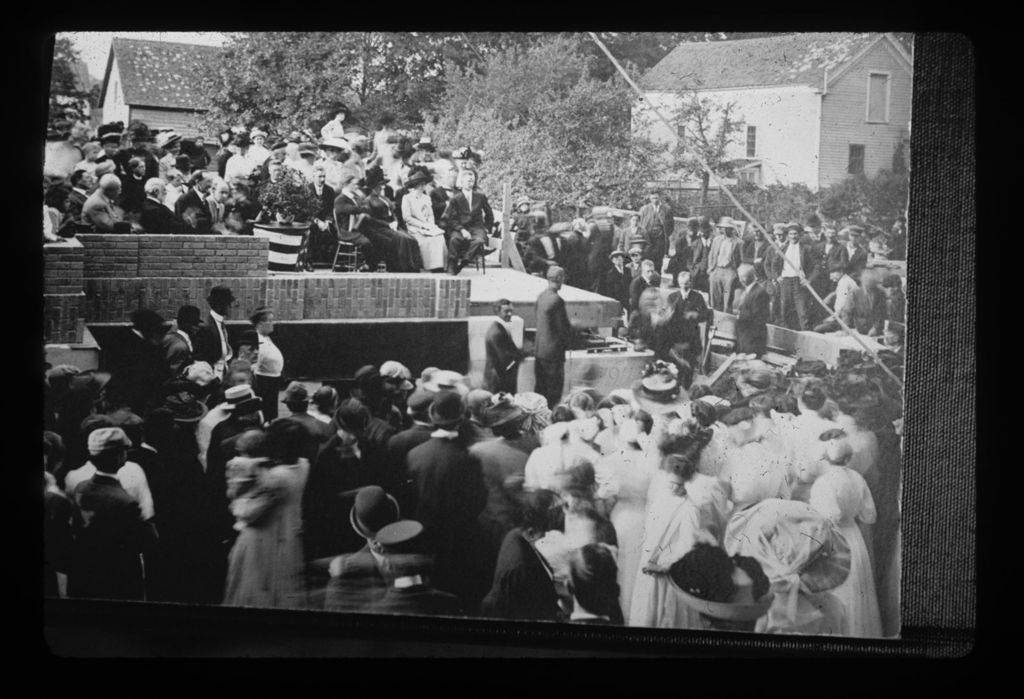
left=848, top=144, right=865, bottom=175
left=746, top=126, right=756, bottom=158
left=866, top=72, right=891, bottom=123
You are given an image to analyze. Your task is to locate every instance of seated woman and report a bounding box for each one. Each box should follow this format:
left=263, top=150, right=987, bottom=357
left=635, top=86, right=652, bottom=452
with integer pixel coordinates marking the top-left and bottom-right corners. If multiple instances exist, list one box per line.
left=333, top=171, right=390, bottom=272
left=400, top=168, right=448, bottom=272
left=361, top=166, right=422, bottom=272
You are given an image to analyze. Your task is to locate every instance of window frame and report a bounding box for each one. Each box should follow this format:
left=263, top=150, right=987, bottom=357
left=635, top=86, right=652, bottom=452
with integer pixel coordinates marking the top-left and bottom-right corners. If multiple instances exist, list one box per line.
left=848, top=144, right=866, bottom=175
left=746, top=125, right=756, bottom=158
left=865, top=71, right=892, bottom=124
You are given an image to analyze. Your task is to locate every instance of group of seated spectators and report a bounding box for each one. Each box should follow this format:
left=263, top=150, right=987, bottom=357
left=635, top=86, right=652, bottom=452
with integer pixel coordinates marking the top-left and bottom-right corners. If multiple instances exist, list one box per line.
left=43, top=278, right=902, bottom=635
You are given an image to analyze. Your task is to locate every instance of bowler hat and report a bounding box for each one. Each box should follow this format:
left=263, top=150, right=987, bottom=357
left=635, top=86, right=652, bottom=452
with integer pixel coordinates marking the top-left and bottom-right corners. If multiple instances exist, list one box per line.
left=406, top=387, right=435, bottom=413
left=428, top=390, right=465, bottom=428
left=349, top=486, right=401, bottom=540
left=207, top=285, right=235, bottom=304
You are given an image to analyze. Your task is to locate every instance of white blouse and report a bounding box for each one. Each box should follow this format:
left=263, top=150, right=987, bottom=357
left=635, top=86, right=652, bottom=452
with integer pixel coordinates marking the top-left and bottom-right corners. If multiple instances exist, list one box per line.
left=256, top=334, right=284, bottom=378
left=401, top=190, right=443, bottom=235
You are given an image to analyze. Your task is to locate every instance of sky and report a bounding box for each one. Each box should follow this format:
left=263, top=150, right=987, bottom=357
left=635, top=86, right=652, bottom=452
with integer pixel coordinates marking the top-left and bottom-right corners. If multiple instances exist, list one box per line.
left=59, top=31, right=228, bottom=82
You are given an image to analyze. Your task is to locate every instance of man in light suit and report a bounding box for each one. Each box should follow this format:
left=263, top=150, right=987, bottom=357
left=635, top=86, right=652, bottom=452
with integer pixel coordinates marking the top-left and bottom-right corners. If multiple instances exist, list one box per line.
left=733, top=264, right=771, bottom=357
left=706, top=217, right=743, bottom=312
left=484, top=299, right=525, bottom=394
left=82, top=174, right=131, bottom=233
left=637, top=190, right=674, bottom=274
left=534, top=266, right=574, bottom=410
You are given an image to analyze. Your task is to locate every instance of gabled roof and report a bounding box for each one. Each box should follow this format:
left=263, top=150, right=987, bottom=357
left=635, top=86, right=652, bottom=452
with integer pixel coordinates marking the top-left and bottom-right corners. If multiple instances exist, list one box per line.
left=101, top=37, right=222, bottom=110
left=640, top=33, right=909, bottom=92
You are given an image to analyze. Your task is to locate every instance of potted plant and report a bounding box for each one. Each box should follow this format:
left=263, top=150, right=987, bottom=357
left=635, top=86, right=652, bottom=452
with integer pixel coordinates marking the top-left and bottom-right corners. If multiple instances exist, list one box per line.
left=253, top=168, right=320, bottom=271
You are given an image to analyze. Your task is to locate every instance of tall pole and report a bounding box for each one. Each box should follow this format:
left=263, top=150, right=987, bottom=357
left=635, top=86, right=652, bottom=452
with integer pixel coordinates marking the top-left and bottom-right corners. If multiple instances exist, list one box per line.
left=586, top=31, right=903, bottom=390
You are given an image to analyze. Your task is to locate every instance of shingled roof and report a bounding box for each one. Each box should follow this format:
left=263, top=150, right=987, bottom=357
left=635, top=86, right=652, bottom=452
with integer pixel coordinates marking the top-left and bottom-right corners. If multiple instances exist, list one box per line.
left=101, top=37, right=222, bottom=110
left=639, top=33, right=900, bottom=92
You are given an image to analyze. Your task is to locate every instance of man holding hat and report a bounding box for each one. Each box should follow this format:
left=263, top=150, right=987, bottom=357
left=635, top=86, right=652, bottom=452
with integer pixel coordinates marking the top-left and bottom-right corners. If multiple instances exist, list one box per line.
left=195, top=285, right=236, bottom=382
left=706, top=216, right=743, bottom=312
left=637, top=189, right=674, bottom=274
left=67, top=427, right=156, bottom=601
left=406, top=390, right=490, bottom=611
left=320, top=485, right=402, bottom=612
left=367, top=519, right=464, bottom=617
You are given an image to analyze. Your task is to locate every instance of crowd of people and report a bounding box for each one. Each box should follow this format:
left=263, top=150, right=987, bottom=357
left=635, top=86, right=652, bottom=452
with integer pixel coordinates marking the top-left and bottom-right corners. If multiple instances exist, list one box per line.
left=44, top=269, right=903, bottom=636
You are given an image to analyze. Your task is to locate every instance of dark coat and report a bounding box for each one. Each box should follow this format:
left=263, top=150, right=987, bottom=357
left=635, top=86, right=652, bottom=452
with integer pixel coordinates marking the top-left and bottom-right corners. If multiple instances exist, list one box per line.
left=407, top=436, right=489, bottom=608
left=44, top=489, right=73, bottom=598
left=174, top=187, right=212, bottom=234
left=368, top=583, right=464, bottom=617
left=734, top=282, right=771, bottom=356
left=670, top=289, right=712, bottom=363
left=303, top=437, right=369, bottom=560
left=817, top=241, right=850, bottom=276
left=846, top=245, right=869, bottom=275
left=139, top=197, right=188, bottom=235
left=637, top=202, right=674, bottom=242
left=629, top=274, right=661, bottom=314
left=270, top=412, right=334, bottom=464
left=484, top=320, right=524, bottom=394
left=599, top=265, right=632, bottom=310
left=386, top=423, right=434, bottom=514
left=479, top=528, right=562, bottom=622
left=524, top=233, right=564, bottom=277
left=105, top=331, right=169, bottom=414
left=68, top=474, right=154, bottom=601
left=323, top=544, right=390, bottom=612
left=741, top=237, right=772, bottom=280
left=561, top=231, right=590, bottom=290
left=193, top=312, right=231, bottom=369
left=440, top=190, right=494, bottom=234
left=430, top=187, right=452, bottom=223
left=118, top=173, right=147, bottom=214
left=586, top=220, right=615, bottom=290
left=534, top=288, right=573, bottom=361
left=67, top=188, right=89, bottom=222
left=161, top=330, right=193, bottom=377
left=779, top=241, right=818, bottom=278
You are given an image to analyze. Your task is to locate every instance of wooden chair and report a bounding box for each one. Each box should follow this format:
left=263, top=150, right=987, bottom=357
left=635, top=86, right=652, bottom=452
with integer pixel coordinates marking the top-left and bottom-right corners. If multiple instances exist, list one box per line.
left=473, top=246, right=498, bottom=274
left=332, top=210, right=364, bottom=272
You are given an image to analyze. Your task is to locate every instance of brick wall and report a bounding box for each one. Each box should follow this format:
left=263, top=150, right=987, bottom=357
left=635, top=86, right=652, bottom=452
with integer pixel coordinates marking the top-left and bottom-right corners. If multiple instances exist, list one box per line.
left=82, top=274, right=470, bottom=323
left=44, top=293, right=85, bottom=344
left=77, top=234, right=267, bottom=279
left=43, top=241, right=84, bottom=295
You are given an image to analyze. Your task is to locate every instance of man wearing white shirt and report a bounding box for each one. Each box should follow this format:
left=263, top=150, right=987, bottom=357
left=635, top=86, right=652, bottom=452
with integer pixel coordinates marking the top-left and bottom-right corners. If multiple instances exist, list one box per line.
left=814, top=261, right=860, bottom=333
left=65, top=437, right=155, bottom=523
left=195, top=286, right=235, bottom=382
left=778, top=223, right=816, bottom=331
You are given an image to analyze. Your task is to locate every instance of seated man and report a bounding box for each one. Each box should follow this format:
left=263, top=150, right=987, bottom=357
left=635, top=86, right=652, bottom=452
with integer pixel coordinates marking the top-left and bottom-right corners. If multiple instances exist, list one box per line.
left=82, top=174, right=133, bottom=233
left=139, top=178, right=188, bottom=235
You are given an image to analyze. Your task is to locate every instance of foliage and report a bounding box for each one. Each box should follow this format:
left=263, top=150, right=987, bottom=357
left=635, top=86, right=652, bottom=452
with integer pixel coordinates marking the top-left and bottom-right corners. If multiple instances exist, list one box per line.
left=48, top=37, right=97, bottom=129
left=256, top=169, right=320, bottom=222
left=424, top=36, right=668, bottom=211
left=818, top=170, right=909, bottom=227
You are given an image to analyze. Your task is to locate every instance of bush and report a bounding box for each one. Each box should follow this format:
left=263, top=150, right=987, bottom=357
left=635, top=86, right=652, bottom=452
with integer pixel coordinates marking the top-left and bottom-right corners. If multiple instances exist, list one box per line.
left=819, top=170, right=909, bottom=227
left=257, top=169, right=320, bottom=223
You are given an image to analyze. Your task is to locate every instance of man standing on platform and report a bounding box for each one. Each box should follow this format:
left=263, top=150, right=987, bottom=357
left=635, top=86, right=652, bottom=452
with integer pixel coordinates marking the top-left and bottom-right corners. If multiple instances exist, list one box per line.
left=637, top=190, right=673, bottom=275
left=778, top=223, right=817, bottom=331
left=484, top=299, right=525, bottom=394
left=534, top=266, right=574, bottom=411
left=706, top=217, right=742, bottom=312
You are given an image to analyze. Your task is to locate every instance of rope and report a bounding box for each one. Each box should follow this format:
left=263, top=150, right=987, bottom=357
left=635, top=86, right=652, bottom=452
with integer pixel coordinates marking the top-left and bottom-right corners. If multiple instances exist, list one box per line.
left=586, top=32, right=904, bottom=390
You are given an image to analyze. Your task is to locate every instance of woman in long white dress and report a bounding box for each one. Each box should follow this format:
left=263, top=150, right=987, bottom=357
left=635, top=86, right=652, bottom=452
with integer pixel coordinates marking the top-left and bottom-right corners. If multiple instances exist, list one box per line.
left=400, top=171, right=448, bottom=272
left=808, top=439, right=882, bottom=637
left=629, top=418, right=731, bottom=629
left=600, top=413, right=656, bottom=624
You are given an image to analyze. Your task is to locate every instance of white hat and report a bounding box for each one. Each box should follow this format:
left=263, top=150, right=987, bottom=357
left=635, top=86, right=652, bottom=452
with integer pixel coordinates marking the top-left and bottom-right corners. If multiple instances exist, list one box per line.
left=155, top=131, right=182, bottom=149
left=87, top=426, right=132, bottom=455
left=223, top=384, right=255, bottom=409
left=320, top=137, right=350, bottom=151
left=379, top=360, right=414, bottom=391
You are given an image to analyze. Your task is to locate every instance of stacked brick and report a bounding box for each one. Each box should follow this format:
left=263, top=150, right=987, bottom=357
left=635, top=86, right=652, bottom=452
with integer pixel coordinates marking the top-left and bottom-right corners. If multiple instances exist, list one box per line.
left=78, top=234, right=267, bottom=278
left=43, top=240, right=86, bottom=344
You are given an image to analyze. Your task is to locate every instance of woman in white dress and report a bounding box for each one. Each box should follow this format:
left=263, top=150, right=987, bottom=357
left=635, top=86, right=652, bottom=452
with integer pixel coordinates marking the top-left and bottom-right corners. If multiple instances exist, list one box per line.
left=601, top=411, right=657, bottom=624
left=401, top=170, right=448, bottom=272
left=808, top=439, right=882, bottom=637
left=629, top=418, right=731, bottom=629
left=594, top=394, right=633, bottom=456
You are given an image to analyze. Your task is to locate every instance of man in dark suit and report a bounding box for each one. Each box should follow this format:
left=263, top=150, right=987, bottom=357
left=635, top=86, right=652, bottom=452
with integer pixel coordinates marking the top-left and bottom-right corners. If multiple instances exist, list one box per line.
left=334, top=174, right=386, bottom=271
left=669, top=271, right=713, bottom=374
left=67, top=427, right=156, bottom=601
left=118, top=156, right=148, bottom=215
left=407, top=391, right=489, bottom=612
left=585, top=207, right=616, bottom=292
left=741, top=225, right=772, bottom=281
left=367, top=520, right=464, bottom=617
left=385, top=388, right=436, bottom=515
left=67, top=170, right=93, bottom=222
left=599, top=250, right=632, bottom=314
left=629, top=258, right=662, bottom=316
left=82, top=174, right=132, bottom=233
left=309, top=164, right=338, bottom=266
left=139, top=178, right=188, bottom=235
left=533, top=266, right=574, bottom=411
left=524, top=223, right=566, bottom=278
left=733, top=264, right=771, bottom=357
left=637, top=190, right=674, bottom=274
left=270, top=382, right=334, bottom=464
left=174, top=171, right=214, bottom=234
left=194, top=285, right=236, bottom=383
left=842, top=226, right=870, bottom=277
left=162, top=305, right=201, bottom=377
left=810, top=226, right=850, bottom=325
left=484, top=299, right=525, bottom=394
left=440, top=169, right=494, bottom=275
left=706, top=217, right=743, bottom=312
left=104, top=309, right=171, bottom=415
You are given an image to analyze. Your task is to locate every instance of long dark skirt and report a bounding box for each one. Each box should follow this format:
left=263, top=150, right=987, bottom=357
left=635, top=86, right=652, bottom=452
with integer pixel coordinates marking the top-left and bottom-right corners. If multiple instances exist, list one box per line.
left=361, top=220, right=422, bottom=272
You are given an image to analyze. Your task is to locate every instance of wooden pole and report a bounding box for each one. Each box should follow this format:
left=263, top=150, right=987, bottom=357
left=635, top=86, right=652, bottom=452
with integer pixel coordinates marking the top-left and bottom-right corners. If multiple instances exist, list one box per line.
left=500, top=181, right=526, bottom=272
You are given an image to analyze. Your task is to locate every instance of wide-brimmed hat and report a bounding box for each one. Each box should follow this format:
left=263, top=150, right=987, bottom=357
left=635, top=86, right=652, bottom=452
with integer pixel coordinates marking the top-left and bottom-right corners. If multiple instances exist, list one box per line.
left=715, top=216, right=737, bottom=230
left=428, top=390, right=465, bottom=428
left=223, top=384, right=256, bottom=410
left=361, top=166, right=386, bottom=190
left=669, top=578, right=775, bottom=622
left=484, top=400, right=526, bottom=429
left=162, top=385, right=210, bottom=423
left=379, top=360, right=414, bottom=391
left=414, top=136, right=435, bottom=152
left=156, top=131, right=182, bottom=149
left=297, top=142, right=319, bottom=158
left=404, top=169, right=432, bottom=189
left=349, top=485, right=401, bottom=540
left=423, top=370, right=467, bottom=395
left=631, top=361, right=688, bottom=414
left=515, top=196, right=532, bottom=207
left=609, top=249, right=627, bottom=261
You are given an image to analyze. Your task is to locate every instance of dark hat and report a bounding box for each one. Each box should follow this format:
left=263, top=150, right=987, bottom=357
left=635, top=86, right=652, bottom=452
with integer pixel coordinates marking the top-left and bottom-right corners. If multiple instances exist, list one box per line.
left=207, top=285, right=236, bottom=304
left=721, top=407, right=755, bottom=426
left=484, top=400, right=526, bottom=429
left=792, top=358, right=828, bottom=377
left=161, top=385, right=209, bottom=423
left=354, top=364, right=379, bottom=388
left=282, top=381, right=309, bottom=404
left=375, top=519, right=424, bottom=550
left=404, top=169, right=432, bottom=189
left=334, top=398, right=371, bottom=433
left=97, top=121, right=124, bottom=142
left=670, top=578, right=774, bottom=623
left=130, top=308, right=167, bottom=336
left=297, top=142, right=319, bottom=158
left=237, top=329, right=259, bottom=349
left=828, top=259, right=848, bottom=274
left=414, top=136, right=436, bottom=152
left=362, top=165, right=386, bottom=190
left=349, top=485, right=401, bottom=540
left=609, top=249, right=627, bottom=261
left=232, top=133, right=252, bottom=148
left=270, top=140, right=289, bottom=151
left=428, top=390, right=465, bottom=428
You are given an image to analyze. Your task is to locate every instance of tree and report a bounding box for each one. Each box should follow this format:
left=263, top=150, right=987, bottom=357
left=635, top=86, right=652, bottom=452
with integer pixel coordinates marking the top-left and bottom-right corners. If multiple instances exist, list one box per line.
left=48, top=37, right=95, bottom=129
left=818, top=170, right=909, bottom=227
left=424, top=35, right=667, bottom=211
left=657, top=91, right=745, bottom=206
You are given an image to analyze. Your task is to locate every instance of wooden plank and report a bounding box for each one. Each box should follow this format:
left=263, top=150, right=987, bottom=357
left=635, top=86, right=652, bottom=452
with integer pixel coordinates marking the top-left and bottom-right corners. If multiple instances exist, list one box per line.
left=500, top=181, right=526, bottom=272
